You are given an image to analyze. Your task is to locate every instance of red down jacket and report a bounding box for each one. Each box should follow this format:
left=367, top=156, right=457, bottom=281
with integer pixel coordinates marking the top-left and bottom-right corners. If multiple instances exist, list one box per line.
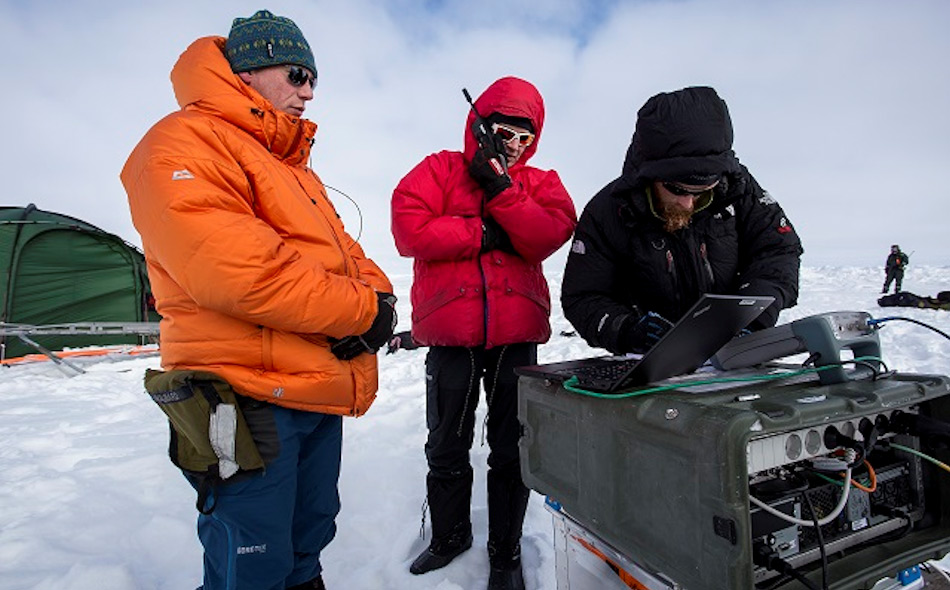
left=391, top=77, right=576, bottom=348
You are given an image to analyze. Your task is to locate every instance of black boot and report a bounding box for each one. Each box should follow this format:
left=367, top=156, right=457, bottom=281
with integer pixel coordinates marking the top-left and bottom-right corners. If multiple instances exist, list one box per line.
left=287, top=575, right=325, bottom=590
left=486, top=466, right=530, bottom=590
left=486, top=468, right=530, bottom=557
left=488, top=565, right=525, bottom=590
left=411, top=470, right=474, bottom=574
left=487, top=552, right=525, bottom=590
left=410, top=521, right=473, bottom=575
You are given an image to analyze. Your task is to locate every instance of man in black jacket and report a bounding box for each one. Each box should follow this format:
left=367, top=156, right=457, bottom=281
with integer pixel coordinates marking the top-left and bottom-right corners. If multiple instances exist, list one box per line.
left=882, top=244, right=909, bottom=294
left=562, top=86, right=803, bottom=354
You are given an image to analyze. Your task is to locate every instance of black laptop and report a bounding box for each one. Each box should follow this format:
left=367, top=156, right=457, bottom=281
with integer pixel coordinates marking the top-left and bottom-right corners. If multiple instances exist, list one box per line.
left=516, top=294, right=775, bottom=393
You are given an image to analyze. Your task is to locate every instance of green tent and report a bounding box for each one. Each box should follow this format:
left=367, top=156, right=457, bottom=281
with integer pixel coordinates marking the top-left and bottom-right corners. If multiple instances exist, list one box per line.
left=1, top=204, right=158, bottom=358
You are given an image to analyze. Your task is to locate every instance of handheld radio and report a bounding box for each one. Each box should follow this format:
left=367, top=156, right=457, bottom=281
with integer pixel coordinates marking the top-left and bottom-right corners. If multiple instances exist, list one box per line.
left=462, top=88, right=508, bottom=176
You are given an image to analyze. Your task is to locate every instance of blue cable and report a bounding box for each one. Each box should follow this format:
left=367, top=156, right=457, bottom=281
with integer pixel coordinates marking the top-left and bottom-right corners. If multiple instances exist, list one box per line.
left=868, top=316, right=950, bottom=341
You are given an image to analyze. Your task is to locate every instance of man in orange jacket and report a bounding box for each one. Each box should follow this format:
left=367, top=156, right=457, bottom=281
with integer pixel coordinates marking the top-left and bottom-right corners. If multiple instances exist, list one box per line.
left=121, top=11, right=394, bottom=590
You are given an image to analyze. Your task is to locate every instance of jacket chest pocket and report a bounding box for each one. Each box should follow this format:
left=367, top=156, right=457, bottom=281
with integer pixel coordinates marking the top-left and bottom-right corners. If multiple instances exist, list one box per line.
left=700, top=221, right=739, bottom=288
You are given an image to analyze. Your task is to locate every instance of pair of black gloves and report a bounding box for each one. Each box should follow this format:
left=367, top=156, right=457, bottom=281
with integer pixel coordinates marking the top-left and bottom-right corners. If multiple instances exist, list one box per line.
left=330, top=292, right=398, bottom=360
left=469, top=135, right=517, bottom=254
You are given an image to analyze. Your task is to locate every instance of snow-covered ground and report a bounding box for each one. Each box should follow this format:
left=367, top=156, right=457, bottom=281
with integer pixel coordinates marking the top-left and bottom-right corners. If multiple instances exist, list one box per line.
left=1, top=266, right=949, bottom=590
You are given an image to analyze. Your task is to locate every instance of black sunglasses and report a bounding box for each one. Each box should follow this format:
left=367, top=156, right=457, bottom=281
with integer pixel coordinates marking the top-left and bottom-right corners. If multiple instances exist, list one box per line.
left=661, top=181, right=716, bottom=197
left=287, top=65, right=317, bottom=89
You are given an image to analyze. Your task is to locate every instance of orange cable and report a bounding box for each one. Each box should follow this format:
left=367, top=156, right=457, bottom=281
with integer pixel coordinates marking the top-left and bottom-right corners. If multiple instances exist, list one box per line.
left=842, top=459, right=877, bottom=493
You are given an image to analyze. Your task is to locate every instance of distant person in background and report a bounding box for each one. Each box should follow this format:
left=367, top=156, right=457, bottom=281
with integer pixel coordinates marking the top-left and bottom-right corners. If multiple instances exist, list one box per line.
left=562, top=86, right=803, bottom=354
left=392, top=76, right=576, bottom=590
left=121, top=10, right=395, bottom=590
left=883, top=244, right=909, bottom=294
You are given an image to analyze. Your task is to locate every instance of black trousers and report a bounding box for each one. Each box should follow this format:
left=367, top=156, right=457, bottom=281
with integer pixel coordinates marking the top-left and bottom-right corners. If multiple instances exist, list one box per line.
left=423, top=343, right=535, bottom=562
left=884, top=267, right=904, bottom=293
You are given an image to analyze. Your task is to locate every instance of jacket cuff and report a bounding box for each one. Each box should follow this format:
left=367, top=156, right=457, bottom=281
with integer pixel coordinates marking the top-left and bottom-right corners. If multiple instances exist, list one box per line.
left=596, top=312, right=634, bottom=354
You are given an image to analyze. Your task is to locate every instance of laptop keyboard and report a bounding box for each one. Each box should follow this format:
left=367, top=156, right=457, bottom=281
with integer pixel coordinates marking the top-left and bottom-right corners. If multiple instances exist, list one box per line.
left=571, top=359, right=639, bottom=388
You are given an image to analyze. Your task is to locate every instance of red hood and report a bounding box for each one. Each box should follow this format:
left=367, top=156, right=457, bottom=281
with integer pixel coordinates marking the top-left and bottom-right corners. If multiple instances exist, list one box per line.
left=463, top=77, right=545, bottom=168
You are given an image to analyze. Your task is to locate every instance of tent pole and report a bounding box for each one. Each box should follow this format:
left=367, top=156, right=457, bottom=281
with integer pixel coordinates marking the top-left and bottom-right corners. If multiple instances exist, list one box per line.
left=14, top=334, right=85, bottom=375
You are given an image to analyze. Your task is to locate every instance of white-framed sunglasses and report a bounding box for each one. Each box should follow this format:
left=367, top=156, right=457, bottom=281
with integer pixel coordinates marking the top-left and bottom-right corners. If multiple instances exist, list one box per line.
left=492, top=123, right=535, bottom=147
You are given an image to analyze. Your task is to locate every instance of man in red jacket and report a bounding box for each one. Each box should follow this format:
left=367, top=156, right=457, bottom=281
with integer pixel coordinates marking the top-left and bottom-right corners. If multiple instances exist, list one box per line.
left=392, top=77, right=576, bottom=590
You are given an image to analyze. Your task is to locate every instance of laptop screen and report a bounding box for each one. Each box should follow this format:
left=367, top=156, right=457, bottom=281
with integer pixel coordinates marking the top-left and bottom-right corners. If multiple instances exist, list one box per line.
left=625, top=294, right=775, bottom=389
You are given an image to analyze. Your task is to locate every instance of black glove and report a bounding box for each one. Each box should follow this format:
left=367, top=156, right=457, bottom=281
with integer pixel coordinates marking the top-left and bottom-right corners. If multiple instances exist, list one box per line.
left=468, top=144, right=512, bottom=199
left=330, top=292, right=398, bottom=360
left=619, top=311, right=674, bottom=354
left=386, top=330, right=420, bottom=354
left=480, top=217, right=515, bottom=253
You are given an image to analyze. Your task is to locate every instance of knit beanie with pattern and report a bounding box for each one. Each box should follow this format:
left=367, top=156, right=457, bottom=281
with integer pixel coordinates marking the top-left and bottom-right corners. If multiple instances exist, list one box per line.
left=225, top=10, right=316, bottom=76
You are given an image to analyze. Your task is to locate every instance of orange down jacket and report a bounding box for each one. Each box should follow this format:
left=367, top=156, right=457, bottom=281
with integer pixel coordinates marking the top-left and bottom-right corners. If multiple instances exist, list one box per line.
left=391, top=77, right=576, bottom=348
left=121, top=36, right=392, bottom=416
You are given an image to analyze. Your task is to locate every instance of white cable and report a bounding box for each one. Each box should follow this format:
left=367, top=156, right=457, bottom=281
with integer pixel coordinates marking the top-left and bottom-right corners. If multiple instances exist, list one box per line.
left=749, top=449, right=857, bottom=527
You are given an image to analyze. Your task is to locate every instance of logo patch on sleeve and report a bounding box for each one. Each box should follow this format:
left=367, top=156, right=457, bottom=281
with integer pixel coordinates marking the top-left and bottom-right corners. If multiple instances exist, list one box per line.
left=172, top=169, right=195, bottom=180
left=571, top=239, right=586, bottom=255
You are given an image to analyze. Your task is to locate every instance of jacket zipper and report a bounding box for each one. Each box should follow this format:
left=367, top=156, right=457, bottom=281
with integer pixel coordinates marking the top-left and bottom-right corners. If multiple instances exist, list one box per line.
left=700, top=242, right=714, bottom=285
left=666, top=249, right=682, bottom=308
left=479, top=200, right=489, bottom=346
left=299, top=173, right=354, bottom=278
left=253, top=107, right=349, bottom=276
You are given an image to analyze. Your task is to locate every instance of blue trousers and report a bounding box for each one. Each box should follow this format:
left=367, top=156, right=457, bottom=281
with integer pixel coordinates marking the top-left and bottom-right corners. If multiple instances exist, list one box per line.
left=189, top=407, right=342, bottom=590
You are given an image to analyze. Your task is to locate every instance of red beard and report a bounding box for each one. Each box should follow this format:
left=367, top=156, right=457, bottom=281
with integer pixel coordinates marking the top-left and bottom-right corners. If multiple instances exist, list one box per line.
left=659, top=201, right=694, bottom=232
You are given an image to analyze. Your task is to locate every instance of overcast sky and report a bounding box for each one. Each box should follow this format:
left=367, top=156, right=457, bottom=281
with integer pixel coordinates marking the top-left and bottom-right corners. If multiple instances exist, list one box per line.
left=2, top=0, right=948, bottom=272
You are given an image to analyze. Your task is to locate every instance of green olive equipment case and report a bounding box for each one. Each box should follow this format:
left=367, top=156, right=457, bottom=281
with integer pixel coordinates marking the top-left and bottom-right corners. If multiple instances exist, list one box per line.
left=519, top=370, right=950, bottom=589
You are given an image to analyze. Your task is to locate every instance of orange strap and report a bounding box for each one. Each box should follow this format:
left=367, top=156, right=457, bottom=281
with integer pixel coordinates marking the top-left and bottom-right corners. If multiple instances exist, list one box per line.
left=574, top=536, right=650, bottom=590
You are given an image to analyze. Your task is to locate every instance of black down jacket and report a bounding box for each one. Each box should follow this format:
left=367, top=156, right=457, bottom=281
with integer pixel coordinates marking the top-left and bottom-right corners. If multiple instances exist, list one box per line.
left=561, top=87, right=803, bottom=354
